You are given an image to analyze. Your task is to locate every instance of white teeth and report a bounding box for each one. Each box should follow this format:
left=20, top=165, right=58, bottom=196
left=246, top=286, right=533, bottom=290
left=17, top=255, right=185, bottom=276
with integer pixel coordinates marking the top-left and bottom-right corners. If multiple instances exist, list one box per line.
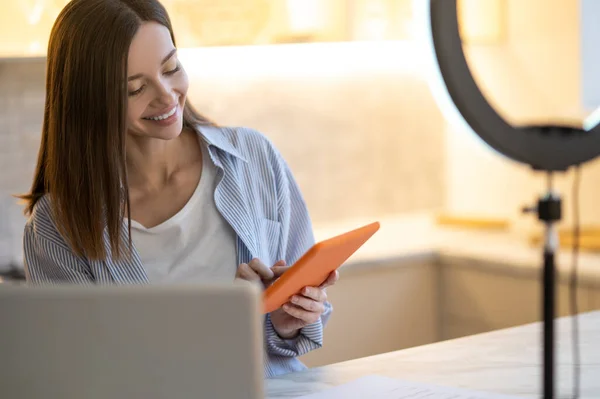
left=145, top=106, right=177, bottom=121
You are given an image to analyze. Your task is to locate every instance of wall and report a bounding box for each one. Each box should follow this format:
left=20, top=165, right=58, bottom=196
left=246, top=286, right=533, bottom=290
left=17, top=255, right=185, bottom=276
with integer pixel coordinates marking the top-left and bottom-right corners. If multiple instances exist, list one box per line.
left=0, top=0, right=415, bottom=56
left=581, top=0, right=600, bottom=110
left=0, top=41, right=447, bottom=268
left=181, top=41, right=446, bottom=225
left=0, top=60, right=46, bottom=271
left=444, top=0, right=600, bottom=233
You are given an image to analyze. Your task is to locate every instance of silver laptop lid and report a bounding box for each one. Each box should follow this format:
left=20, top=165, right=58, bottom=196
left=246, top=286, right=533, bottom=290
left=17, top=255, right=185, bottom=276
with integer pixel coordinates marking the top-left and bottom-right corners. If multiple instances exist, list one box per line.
left=0, top=283, right=264, bottom=399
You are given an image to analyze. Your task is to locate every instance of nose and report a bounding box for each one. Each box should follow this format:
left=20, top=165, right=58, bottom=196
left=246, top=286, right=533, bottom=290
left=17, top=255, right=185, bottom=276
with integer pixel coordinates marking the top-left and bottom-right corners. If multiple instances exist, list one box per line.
left=153, top=80, right=175, bottom=106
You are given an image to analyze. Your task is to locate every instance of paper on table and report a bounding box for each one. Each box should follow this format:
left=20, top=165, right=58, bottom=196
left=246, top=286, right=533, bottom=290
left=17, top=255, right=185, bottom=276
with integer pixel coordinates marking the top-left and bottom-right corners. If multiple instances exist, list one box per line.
left=295, top=375, right=525, bottom=399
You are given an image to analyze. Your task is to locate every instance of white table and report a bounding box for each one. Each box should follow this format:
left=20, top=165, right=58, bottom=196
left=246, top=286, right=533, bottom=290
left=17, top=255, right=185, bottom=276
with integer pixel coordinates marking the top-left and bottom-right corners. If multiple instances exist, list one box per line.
left=266, top=311, right=600, bottom=398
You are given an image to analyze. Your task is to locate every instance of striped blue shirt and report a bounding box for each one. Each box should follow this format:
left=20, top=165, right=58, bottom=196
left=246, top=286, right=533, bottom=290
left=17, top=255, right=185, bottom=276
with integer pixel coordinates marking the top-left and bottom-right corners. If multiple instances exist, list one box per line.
left=23, top=125, right=332, bottom=378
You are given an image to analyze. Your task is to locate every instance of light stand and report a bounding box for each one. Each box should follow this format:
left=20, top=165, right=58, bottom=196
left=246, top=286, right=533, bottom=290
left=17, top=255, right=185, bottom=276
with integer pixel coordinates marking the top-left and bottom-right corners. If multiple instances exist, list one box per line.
left=523, top=175, right=562, bottom=399
left=424, top=1, right=600, bottom=397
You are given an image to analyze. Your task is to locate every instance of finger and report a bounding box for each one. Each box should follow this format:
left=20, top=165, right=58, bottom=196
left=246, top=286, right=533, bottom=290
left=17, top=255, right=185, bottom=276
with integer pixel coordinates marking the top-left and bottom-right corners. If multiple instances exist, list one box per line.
left=270, top=259, right=287, bottom=276
left=264, top=263, right=290, bottom=289
left=248, top=258, right=274, bottom=280
left=282, top=303, right=321, bottom=324
left=271, top=265, right=291, bottom=278
left=319, top=270, right=339, bottom=289
left=290, top=295, right=325, bottom=313
left=299, top=286, right=327, bottom=303
left=236, top=263, right=261, bottom=282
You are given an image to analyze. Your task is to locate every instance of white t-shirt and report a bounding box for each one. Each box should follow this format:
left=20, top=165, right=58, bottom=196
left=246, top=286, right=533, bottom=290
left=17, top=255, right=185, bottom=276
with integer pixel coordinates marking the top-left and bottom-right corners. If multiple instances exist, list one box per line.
left=130, top=141, right=238, bottom=283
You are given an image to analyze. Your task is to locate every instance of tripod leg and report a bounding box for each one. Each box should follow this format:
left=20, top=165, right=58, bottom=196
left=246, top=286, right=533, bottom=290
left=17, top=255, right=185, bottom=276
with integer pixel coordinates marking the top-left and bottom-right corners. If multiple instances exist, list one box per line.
left=543, top=248, right=556, bottom=399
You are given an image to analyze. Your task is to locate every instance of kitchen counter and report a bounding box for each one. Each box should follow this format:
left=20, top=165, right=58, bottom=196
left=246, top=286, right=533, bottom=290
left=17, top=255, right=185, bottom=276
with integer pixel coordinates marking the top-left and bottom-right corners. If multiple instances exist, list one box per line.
left=313, top=213, right=600, bottom=286
left=266, top=310, right=600, bottom=398
left=294, top=213, right=600, bottom=369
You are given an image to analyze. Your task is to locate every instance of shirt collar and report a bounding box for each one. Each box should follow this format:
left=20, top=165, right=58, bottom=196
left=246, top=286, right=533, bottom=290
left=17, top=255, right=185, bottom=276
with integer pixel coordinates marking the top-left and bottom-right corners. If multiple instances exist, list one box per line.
left=194, top=124, right=248, bottom=163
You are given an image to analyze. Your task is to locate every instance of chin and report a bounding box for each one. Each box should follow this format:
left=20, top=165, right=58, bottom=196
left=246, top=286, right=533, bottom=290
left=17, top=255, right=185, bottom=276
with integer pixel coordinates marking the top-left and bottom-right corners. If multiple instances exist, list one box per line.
left=153, top=120, right=184, bottom=141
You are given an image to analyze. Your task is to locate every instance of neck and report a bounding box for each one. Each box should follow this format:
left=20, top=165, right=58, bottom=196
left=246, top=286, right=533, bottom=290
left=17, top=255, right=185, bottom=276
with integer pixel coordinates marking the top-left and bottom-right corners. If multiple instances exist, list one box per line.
left=125, top=128, right=196, bottom=190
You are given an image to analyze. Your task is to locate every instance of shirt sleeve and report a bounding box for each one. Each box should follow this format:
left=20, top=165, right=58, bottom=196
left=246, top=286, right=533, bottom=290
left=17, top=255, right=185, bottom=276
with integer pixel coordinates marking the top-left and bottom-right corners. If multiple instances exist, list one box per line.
left=23, top=224, right=94, bottom=284
left=264, top=152, right=333, bottom=357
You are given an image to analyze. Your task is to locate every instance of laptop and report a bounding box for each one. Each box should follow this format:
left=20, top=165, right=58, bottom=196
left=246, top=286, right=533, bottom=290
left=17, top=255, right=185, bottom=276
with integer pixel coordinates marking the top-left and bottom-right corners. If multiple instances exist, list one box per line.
left=0, top=283, right=264, bottom=399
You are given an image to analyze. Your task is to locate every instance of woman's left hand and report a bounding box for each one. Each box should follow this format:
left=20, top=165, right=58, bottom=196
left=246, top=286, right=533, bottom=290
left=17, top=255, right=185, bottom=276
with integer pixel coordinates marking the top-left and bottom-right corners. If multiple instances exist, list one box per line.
left=269, top=262, right=339, bottom=339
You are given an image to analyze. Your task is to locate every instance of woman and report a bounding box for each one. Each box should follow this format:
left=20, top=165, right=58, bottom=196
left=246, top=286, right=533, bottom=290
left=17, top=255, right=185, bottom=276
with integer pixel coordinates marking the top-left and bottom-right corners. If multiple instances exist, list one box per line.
left=19, top=0, right=337, bottom=378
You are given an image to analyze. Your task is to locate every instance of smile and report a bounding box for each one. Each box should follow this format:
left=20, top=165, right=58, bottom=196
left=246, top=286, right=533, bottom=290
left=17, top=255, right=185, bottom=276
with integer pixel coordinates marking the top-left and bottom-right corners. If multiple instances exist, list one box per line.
left=143, top=105, right=177, bottom=121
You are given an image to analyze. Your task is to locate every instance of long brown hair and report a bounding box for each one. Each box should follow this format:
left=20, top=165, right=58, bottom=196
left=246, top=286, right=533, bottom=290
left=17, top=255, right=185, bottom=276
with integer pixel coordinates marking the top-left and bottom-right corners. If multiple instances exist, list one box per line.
left=19, top=0, right=213, bottom=261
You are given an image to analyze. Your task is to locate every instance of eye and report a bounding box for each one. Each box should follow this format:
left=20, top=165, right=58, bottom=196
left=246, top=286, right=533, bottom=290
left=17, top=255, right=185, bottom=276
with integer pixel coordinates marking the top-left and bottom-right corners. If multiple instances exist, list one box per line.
left=164, top=65, right=180, bottom=76
left=128, top=85, right=145, bottom=97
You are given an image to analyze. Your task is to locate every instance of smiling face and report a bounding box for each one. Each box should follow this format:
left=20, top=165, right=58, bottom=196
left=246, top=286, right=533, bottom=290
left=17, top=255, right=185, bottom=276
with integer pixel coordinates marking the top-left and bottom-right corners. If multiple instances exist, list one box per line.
left=126, top=22, right=189, bottom=140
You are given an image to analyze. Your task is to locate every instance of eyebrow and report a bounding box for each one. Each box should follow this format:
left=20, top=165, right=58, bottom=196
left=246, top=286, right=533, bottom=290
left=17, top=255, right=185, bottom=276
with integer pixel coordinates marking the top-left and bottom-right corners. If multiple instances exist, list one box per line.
left=127, top=48, right=177, bottom=82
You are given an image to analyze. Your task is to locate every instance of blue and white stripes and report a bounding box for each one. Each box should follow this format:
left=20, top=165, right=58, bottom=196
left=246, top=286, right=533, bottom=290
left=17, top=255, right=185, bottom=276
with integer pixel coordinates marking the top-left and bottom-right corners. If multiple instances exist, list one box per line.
left=23, top=125, right=332, bottom=378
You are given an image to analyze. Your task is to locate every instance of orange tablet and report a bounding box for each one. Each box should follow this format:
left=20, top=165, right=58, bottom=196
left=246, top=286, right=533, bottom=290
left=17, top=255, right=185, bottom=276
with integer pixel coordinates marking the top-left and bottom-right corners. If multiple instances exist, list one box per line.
left=263, top=221, right=380, bottom=314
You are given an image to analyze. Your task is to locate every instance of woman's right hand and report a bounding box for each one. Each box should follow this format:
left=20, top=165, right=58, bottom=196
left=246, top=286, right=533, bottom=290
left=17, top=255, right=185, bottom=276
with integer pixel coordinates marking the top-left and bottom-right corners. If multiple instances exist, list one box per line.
left=236, top=258, right=288, bottom=288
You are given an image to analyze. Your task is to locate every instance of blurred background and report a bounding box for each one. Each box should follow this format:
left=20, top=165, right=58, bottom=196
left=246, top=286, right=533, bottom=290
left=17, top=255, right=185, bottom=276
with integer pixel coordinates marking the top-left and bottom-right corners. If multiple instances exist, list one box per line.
left=1, top=0, right=599, bottom=368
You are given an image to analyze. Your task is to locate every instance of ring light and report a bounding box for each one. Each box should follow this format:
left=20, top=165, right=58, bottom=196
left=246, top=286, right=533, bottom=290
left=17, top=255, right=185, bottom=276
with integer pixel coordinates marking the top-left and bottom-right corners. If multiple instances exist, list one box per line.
left=422, top=2, right=600, bottom=398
